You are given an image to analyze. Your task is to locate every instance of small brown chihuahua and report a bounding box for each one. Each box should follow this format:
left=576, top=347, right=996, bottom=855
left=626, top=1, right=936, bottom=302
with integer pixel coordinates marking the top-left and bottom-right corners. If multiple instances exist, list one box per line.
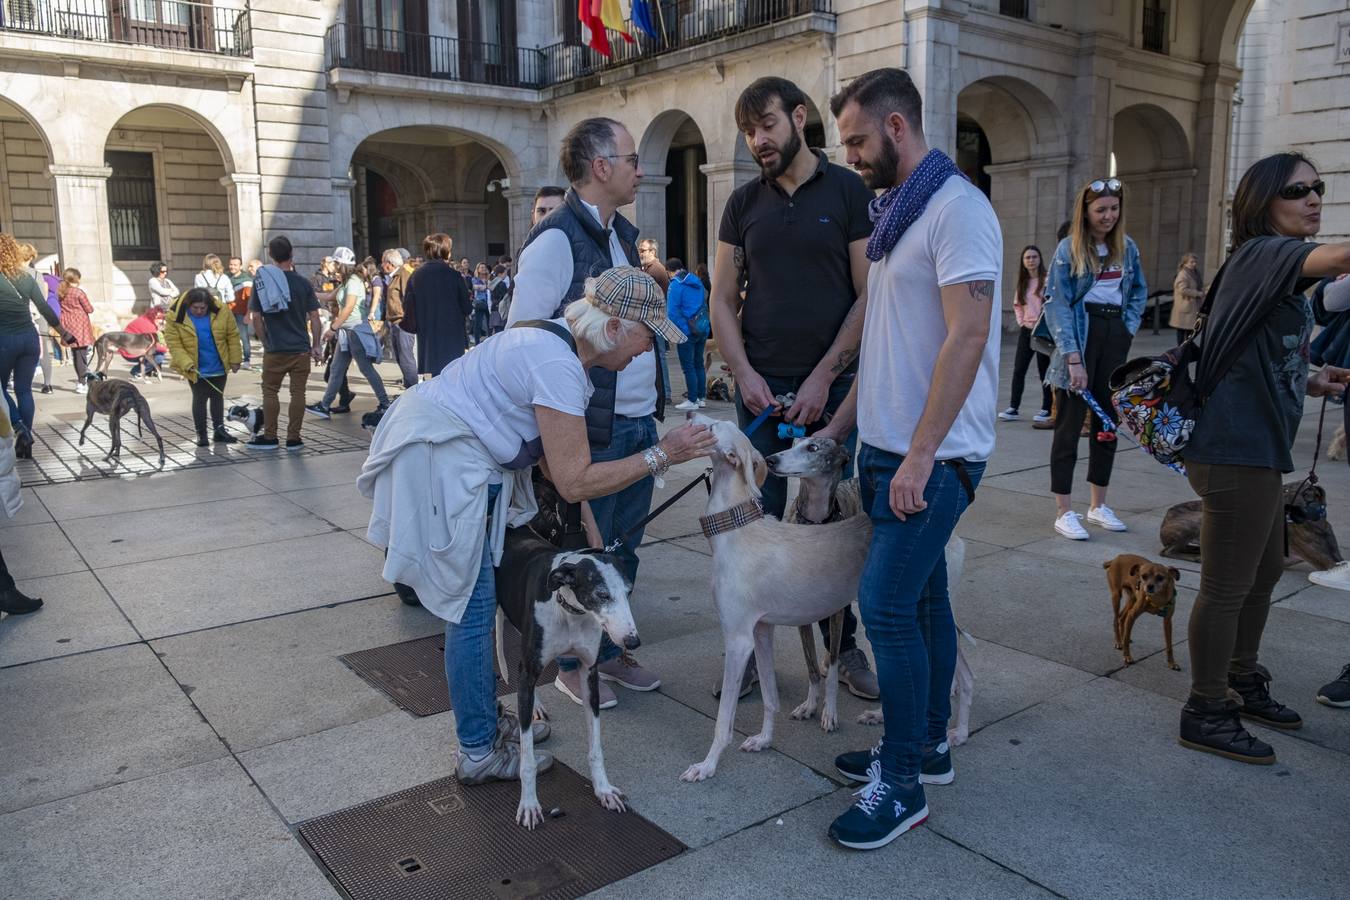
left=1103, top=554, right=1181, bottom=671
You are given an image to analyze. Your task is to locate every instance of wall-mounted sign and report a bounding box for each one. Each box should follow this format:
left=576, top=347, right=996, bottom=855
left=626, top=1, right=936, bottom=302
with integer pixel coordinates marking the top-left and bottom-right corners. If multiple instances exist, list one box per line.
left=1338, top=21, right=1350, bottom=64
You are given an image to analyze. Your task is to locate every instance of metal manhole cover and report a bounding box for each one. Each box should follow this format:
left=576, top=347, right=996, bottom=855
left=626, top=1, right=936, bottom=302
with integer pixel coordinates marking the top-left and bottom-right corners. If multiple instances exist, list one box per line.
left=340, top=630, right=560, bottom=717
left=298, top=766, right=685, bottom=900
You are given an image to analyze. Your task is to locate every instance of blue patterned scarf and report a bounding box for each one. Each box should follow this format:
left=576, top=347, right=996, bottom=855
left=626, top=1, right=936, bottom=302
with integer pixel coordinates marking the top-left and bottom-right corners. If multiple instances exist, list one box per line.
left=865, top=149, right=963, bottom=262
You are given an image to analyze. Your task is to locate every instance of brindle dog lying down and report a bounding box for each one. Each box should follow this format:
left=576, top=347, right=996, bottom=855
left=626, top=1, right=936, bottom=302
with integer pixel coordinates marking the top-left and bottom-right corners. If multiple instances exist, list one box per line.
left=1160, top=480, right=1343, bottom=570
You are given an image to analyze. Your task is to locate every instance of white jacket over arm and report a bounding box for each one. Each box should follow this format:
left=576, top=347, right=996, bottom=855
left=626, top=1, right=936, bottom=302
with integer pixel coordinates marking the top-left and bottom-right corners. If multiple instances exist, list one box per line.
left=356, top=387, right=537, bottom=624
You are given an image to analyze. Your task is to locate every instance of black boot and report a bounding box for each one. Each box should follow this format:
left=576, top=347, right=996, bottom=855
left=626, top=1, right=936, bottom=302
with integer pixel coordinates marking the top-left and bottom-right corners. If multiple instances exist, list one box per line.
left=0, top=586, right=43, bottom=615
left=1179, top=696, right=1275, bottom=764
left=14, top=427, right=32, bottom=459
left=213, top=426, right=238, bottom=445
left=196, top=431, right=209, bottom=448
left=1230, top=670, right=1302, bottom=730
left=394, top=582, right=421, bottom=607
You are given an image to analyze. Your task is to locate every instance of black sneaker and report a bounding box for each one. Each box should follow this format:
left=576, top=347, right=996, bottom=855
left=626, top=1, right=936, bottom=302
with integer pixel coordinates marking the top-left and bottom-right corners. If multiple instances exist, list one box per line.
left=195, top=434, right=209, bottom=448
left=284, top=439, right=304, bottom=451
left=304, top=403, right=331, bottom=420
left=1316, top=664, right=1350, bottom=708
left=40, top=384, right=53, bottom=394
left=837, top=742, right=953, bottom=786
left=1230, top=671, right=1302, bottom=730
left=0, top=586, right=43, bottom=615
left=394, top=582, right=422, bottom=606
left=212, top=427, right=237, bottom=444
left=329, top=404, right=352, bottom=414
left=245, top=436, right=280, bottom=450
left=828, top=762, right=929, bottom=850
left=1178, top=697, right=1276, bottom=764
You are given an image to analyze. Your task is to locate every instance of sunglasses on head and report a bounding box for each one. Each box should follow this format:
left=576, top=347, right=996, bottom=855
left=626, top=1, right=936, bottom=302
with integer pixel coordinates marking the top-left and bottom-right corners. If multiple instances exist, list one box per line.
left=1278, top=180, right=1325, bottom=201
left=1088, top=178, right=1122, bottom=196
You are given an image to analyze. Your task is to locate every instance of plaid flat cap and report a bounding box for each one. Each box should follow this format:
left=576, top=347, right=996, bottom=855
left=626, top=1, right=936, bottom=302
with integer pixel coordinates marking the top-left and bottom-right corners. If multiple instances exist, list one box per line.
left=590, top=266, right=687, bottom=344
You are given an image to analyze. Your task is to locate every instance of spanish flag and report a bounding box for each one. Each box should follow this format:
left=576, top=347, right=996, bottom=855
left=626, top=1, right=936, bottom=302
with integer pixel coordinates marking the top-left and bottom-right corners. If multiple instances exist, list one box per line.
left=600, top=0, right=634, bottom=43
left=579, top=0, right=610, bottom=56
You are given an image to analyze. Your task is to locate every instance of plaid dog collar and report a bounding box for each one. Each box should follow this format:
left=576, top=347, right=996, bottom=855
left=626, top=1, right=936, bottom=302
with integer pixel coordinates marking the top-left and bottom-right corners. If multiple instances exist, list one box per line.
left=699, top=498, right=764, bottom=539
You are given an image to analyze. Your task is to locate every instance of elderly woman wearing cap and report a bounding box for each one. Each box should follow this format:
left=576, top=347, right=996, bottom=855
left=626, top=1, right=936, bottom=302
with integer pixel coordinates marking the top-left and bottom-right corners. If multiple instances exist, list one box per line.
left=359, top=267, right=714, bottom=783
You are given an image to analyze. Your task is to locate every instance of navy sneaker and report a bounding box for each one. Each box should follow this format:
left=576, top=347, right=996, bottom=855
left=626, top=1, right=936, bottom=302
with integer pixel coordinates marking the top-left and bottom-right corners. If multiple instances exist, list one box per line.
left=828, top=762, right=929, bottom=850
left=836, top=741, right=953, bottom=786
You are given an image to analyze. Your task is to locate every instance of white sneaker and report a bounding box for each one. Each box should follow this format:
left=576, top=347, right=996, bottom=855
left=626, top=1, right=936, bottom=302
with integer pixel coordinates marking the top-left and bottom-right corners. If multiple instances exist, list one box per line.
left=1309, top=560, right=1350, bottom=592
left=1033, top=409, right=1052, bottom=423
left=75, top=383, right=87, bottom=395
left=997, top=407, right=1020, bottom=421
left=1054, top=511, right=1090, bottom=540
left=1086, top=505, right=1127, bottom=532
left=675, top=399, right=700, bottom=411
left=697, top=398, right=707, bottom=408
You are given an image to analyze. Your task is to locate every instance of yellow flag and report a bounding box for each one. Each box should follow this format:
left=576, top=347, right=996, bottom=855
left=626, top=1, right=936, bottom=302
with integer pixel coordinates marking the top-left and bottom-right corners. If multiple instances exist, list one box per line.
left=599, top=0, right=633, bottom=42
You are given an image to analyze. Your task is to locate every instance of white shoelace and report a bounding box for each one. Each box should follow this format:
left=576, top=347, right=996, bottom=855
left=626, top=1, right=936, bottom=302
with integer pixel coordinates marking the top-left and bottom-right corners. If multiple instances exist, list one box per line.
left=853, top=760, right=889, bottom=814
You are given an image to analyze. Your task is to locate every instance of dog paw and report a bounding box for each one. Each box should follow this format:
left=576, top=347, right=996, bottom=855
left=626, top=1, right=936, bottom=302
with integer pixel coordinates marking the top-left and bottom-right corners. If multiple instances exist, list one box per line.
left=595, top=787, right=627, bottom=813
left=1167, top=661, right=1182, bottom=671
left=680, top=762, right=716, bottom=782
left=790, top=700, right=817, bottom=721
left=819, top=710, right=838, bottom=733
left=856, top=708, right=884, bottom=726
left=739, top=734, right=772, bottom=752
left=1122, top=655, right=1134, bottom=666
left=515, top=801, right=544, bottom=830
left=946, top=729, right=969, bottom=748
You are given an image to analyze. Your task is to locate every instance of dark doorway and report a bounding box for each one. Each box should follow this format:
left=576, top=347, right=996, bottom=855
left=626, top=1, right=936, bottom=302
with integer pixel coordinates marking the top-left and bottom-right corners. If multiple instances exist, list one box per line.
left=956, top=115, right=992, bottom=198
left=665, top=142, right=708, bottom=269
left=364, top=169, right=399, bottom=262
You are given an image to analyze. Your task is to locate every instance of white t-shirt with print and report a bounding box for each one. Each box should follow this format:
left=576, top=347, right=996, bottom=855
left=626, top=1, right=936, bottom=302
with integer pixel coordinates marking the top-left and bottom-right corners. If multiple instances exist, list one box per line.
left=422, top=319, right=592, bottom=472
left=1082, top=243, right=1124, bottom=306
left=857, top=177, right=1003, bottom=461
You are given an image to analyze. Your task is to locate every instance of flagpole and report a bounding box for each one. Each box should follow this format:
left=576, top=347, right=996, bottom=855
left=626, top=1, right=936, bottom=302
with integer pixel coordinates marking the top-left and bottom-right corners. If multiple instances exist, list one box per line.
left=653, top=0, right=667, bottom=46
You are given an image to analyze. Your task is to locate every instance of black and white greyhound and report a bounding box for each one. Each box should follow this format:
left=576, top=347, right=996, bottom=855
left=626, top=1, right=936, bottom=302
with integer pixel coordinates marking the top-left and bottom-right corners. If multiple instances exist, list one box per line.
left=494, top=526, right=640, bottom=829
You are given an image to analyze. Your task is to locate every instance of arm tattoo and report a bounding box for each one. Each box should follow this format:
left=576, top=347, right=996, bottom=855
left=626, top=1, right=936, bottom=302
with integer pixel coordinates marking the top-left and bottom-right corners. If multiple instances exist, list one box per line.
left=967, top=280, right=994, bottom=303
left=830, top=348, right=859, bottom=375
left=733, top=246, right=746, bottom=278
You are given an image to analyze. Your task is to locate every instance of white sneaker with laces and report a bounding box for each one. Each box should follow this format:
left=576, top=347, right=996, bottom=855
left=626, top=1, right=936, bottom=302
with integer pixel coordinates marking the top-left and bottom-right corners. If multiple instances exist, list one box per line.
left=1309, top=560, right=1350, bottom=592
left=1033, top=409, right=1052, bottom=423
left=675, top=399, right=700, bottom=411
left=1086, top=505, right=1127, bottom=532
left=697, top=398, right=707, bottom=408
left=997, top=407, right=1020, bottom=421
left=1054, top=511, right=1090, bottom=540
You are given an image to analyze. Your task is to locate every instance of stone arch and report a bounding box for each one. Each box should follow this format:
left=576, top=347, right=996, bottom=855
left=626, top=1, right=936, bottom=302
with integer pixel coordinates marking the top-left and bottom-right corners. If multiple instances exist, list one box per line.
left=356, top=151, right=434, bottom=210
left=636, top=110, right=709, bottom=267
left=107, top=103, right=239, bottom=176
left=1201, top=0, right=1259, bottom=66
left=1112, top=103, right=1194, bottom=292
left=0, top=93, right=57, bottom=253
left=957, top=76, right=1070, bottom=316
left=330, top=112, right=527, bottom=192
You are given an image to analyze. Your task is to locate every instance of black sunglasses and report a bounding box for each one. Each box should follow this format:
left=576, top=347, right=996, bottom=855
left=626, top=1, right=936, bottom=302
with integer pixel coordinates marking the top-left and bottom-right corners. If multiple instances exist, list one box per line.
left=1278, top=180, right=1325, bottom=201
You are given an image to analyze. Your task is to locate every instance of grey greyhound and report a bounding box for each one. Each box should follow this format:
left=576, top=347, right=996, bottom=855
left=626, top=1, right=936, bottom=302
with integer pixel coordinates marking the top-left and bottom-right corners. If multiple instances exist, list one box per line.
left=77, top=374, right=165, bottom=467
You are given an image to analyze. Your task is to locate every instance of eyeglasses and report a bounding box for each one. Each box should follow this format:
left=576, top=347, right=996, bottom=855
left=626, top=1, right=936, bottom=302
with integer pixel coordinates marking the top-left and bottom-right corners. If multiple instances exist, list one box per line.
left=592, top=153, right=640, bottom=168
left=1088, top=178, right=1123, bottom=196
left=1278, top=180, right=1325, bottom=201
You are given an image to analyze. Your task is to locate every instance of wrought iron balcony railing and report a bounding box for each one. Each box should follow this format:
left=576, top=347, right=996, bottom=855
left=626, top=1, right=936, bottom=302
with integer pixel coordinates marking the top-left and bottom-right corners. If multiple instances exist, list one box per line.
left=0, top=0, right=251, bottom=56
left=325, top=0, right=833, bottom=89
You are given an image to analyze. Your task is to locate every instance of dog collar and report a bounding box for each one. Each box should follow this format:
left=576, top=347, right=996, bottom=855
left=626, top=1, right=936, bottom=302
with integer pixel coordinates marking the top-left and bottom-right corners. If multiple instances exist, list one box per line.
left=699, top=499, right=764, bottom=539
left=555, top=591, right=587, bottom=616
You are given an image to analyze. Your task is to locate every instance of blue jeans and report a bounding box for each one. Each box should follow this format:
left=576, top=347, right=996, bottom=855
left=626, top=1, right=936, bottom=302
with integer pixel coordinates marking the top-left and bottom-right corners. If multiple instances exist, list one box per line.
left=676, top=336, right=707, bottom=402
left=736, top=371, right=860, bottom=649
left=471, top=306, right=489, bottom=344
left=0, top=328, right=40, bottom=431
left=857, top=444, right=984, bottom=783
left=558, top=414, right=658, bottom=671
left=321, top=331, right=389, bottom=408
left=234, top=313, right=252, bottom=362
left=445, top=483, right=501, bottom=755
left=655, top=334, right=672, bottom=400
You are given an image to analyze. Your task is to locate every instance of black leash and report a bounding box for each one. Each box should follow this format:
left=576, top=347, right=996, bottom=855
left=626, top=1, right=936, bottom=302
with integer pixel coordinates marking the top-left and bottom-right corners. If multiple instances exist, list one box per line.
left=604, top=468, right=712, bottom=553
left=1285, top=395, right=1330, bottom=557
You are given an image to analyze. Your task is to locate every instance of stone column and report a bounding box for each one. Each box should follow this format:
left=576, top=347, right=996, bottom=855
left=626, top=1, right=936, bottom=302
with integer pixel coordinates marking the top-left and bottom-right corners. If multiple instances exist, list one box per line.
left=331, top=176, right=357, bottom=251
left=1067, top=33, right=1122, bottom=208
left=699, top=160, right=759, bottom=274
left=501, top=186, right=540, bottom=256
left=633, top=175, right=673, bottom=257
left=49, top=164, right=114, bottom=307
left=901, top=0, right=966, bottom=157
left=682, top=148, right=701, bottom=263
left=1191, top=63, right=1241, bottom=275
left=219, top=173, right=263, bottom=261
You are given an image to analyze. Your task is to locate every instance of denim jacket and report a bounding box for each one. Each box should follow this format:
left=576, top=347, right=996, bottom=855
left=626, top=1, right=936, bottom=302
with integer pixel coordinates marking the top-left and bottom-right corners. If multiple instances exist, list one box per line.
left=1042, top=235, right=1148, bottom=390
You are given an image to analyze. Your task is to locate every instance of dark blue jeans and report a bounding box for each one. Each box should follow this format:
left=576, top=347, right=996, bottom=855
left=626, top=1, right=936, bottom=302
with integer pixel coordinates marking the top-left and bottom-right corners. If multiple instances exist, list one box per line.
left=676, top=336, right=707, bottom=402
left=0, top=328, right=40, bottom=431
left=558, top=413, right=658, bottom=671
left=736, top=371, right=860, bottom=649
left=857, top=443, right=984, bottom=783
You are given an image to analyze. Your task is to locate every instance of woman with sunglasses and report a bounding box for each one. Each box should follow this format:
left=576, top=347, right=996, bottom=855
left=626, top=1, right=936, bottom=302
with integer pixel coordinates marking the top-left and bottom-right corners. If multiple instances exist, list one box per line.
left=1178, top=153, right=1350, bottom=764
left=1041, top=177, right=1148, bottom=540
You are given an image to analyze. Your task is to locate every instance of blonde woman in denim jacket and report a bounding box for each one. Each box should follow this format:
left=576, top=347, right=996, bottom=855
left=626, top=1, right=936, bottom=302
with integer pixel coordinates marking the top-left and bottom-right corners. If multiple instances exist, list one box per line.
left=1041, top=178, right=1148, bottom=540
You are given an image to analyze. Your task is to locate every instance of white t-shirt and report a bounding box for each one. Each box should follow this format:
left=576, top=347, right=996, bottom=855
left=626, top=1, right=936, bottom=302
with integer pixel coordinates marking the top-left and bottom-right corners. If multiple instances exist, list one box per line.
left=508, top=197, right=656, bottom=417
left=857, top=177, right=1003, bottom=461
left=1082, top=244, right=1124, bottom=306
left=422, top=319, right=592, bottom=472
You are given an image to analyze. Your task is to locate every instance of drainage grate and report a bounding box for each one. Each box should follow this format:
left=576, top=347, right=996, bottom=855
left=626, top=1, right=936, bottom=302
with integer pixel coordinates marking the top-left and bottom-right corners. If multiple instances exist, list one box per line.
left=15, top=412, right=370, bottom=487
left=339, top=630, right=560, bottom=717
left=298, top=765, right=685, bottom=900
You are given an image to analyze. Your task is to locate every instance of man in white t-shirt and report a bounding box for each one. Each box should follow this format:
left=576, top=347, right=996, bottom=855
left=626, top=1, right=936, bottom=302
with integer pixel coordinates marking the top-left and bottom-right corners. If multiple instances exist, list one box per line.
left=816, top=68, right=1002, bottom=851
left=507, top=117, right=664, bottom=708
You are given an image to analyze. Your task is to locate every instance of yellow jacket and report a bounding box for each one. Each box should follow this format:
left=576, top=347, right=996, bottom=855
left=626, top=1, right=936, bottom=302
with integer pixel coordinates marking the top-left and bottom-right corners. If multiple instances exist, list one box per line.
left=164, top=293, right=242, bottom=382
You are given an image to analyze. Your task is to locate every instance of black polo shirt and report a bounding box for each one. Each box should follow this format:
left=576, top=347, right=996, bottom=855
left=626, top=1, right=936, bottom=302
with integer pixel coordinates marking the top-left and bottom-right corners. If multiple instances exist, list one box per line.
left=719, top=150, right=873, bottom=377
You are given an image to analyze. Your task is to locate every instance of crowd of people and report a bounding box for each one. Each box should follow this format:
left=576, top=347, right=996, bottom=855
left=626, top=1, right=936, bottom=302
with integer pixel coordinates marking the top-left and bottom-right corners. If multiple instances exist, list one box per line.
left=4, top=65, right=1350, bottom=853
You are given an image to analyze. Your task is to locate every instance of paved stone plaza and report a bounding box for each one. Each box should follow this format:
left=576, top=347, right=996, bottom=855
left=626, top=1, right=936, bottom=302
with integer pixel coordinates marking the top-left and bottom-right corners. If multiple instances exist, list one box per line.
left=2, top=330, right=1348, bottom=899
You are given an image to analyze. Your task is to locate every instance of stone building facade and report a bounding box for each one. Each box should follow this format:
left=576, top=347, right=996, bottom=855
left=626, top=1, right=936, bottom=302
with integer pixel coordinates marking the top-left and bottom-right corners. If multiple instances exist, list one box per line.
left=0, top=0, right=1344, bottom=323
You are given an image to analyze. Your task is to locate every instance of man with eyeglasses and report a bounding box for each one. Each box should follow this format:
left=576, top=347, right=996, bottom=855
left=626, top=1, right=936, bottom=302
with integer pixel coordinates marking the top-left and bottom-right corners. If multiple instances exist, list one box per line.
left=508, top=117, right=666, bottom=710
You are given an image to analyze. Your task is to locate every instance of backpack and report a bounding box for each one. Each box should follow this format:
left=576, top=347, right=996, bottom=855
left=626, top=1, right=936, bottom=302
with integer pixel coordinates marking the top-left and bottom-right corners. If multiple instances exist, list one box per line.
left=680, top=273, right=711, bottom=339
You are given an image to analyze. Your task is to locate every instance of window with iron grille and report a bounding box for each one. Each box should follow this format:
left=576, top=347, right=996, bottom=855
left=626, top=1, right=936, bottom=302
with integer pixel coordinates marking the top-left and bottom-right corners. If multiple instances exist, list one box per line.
left=1143, top=0, right=1167, bottom=54
left=105, top=151, right=162, bottom=261
left=999, top=0, right=1029, bottom=20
